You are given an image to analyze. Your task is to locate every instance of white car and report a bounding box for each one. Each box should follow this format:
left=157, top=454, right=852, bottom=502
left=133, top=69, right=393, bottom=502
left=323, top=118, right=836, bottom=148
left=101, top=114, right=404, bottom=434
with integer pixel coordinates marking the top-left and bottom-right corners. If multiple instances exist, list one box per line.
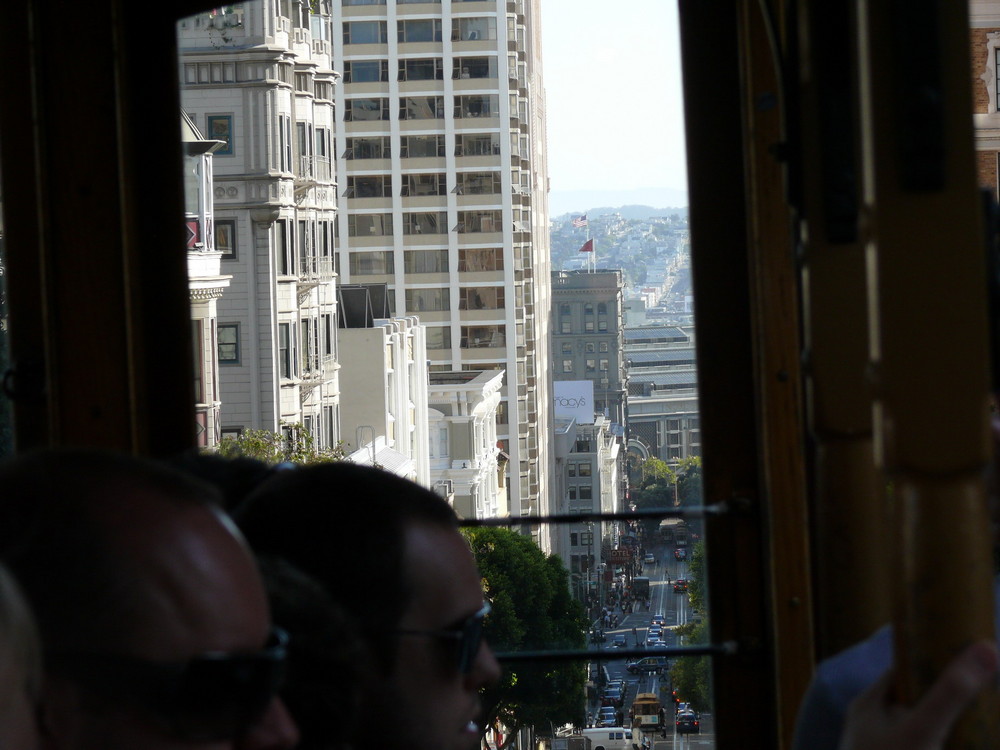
left=644, top=553, right=655, bottom=564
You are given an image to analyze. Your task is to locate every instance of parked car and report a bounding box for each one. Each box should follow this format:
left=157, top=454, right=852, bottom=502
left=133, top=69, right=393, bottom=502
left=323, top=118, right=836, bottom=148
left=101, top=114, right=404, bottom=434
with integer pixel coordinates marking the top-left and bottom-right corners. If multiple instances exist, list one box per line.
left=601, top=687, right=623, bottom=707
left=676, top=711, right=700, bottom=734
left=644, top=553, right=655, bottom=564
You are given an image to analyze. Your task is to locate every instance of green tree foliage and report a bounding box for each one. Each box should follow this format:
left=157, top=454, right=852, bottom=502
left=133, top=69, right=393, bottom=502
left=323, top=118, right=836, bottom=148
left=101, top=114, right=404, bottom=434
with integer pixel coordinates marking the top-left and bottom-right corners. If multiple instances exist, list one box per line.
left=213, top=423, right=346, bottom=465
left=669, top=621, right=712, bottom=712
left=686, top=540, right=706, bottom=614
left=674, top=455, right=702, bottom=507
left=466, top=527, right=588, bottom=748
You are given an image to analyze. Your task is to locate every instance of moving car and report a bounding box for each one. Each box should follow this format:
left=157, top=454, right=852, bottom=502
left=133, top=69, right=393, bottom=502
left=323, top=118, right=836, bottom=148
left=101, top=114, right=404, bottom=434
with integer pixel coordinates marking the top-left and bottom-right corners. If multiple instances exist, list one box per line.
left=626, top=656, right=668, bottom=674
left=674, top=548, right=688, bottom=560
left=612, top=634, right=627, bottom=648
left=673, top=579, right=688, bottom=592
left=644, top=553, right=655, bottom=564
left=675, top=711, right=700, bottom=734
left=651, top=613, right=666, bottom=625
left=597, top=707, right=618, bottom=727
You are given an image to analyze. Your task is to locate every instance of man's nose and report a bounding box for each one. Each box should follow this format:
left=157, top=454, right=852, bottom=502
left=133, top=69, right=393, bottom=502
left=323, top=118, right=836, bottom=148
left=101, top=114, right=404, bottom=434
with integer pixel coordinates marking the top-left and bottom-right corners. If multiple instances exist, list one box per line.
left=238, top=697, right=300, bottom=750
left=468, top=639, right=502, bottom=688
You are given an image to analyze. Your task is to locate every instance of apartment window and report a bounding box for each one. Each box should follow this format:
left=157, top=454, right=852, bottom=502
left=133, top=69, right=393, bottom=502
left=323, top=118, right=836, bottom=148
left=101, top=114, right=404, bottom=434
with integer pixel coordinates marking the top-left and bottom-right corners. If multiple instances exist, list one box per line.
left=344, top=60, right=389, bottom=83
left=400, top=135, right=445, bottom=158
left=579, top=462, right=592, bottom=477
left=278, top=114, right=292, bottom=172
left=461, top=325, right=505, bottom=348
left=567, top=463, right=577, bottom=477
left=598, top=320, right=608, bottom=332
left=400, top=96, right=444, bottom=120
left=398, top=0, right=440, bottom=3
left=568, top=486, right=577, bottom=500
left=425, top=326, right=451, bottom=349
left=345, top=136, right=390, bottom=159
left=579, top=486, right=593, bottom=500
left=452, top=17, right=497, bottom=41
left=322, top=313, right=334, bottom=358
left=561, top=342, right=572, bottom=354
left=343, top=20, right=388, bottom=44
left=405, top=288, right=450, bottom=312
left=453, top=57, right=497, bottom=79
left=398, top=58, right=444, bottom=81
left=402, top=173, right=446, bottom=196
left=562, top=359, right=573, bottom=373
left=215, top=219, right=237, bottom=260
left=206, top=114, right=234, bottom=156
left=217, top=323, right=240, bottom=365
left=458, top=248, right=503, bottom=272
left=404, top=249, right=449, bottom=273
left=598, top=302, right=608, bottom=314
left=403, top=212, right=447, bottom=234
left=454, top=94, right=499, bottom=118
left=349, top=251, right=394, bottom=275
left=585, top=359, right=596, bottom=372
left=585, top=320, right=595, bottom=332
left=456, top=133, right=501, bottom=156
left=345, top=175, right=391, bottom=198
left=570, top=532, right=579, bottom=547
left=561, top=321, right=571, bottom=334
left=458, top=286, right=504, bottom=310
left=456, top=210, right=501, bottom=233
left=584, top=342, right=595, bottom=353
left=600, top=342, right=609, bottom=353
left=348, top=213, right=393, bottom=236
left=600, top=359, right=609, bottom=371
left=301, top=318, right=320, bottom=372
left=278, top=322, right=295, bottom=379
left=275, top=219, right=294, bottom=275
left=343, top=0, right=385, bottom=5
left=584, top=303, right=594, bottom=315
left=456, top=171, right=501, bottom=195
left=344, top=98, right=390, bottom=121
left=398, top=18, right=443, bottom=43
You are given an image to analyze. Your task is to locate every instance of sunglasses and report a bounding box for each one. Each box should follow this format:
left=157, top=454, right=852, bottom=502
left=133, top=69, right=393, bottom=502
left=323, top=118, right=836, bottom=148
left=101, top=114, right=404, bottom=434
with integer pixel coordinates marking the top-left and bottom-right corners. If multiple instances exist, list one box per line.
left=48, top=627, right=288, bottom=742
left=393, top=601, right=491, bottom=674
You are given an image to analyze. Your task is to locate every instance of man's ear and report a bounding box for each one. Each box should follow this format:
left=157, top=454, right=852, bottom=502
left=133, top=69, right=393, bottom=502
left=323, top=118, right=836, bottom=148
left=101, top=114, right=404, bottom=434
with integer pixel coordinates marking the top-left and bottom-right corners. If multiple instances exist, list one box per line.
left=36, top=676, right=81, bottom=750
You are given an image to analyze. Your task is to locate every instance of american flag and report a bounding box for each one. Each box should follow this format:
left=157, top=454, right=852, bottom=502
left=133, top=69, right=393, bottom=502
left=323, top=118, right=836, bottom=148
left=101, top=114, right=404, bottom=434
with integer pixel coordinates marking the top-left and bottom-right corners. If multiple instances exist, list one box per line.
left=572, top=214, right=588, bottom=228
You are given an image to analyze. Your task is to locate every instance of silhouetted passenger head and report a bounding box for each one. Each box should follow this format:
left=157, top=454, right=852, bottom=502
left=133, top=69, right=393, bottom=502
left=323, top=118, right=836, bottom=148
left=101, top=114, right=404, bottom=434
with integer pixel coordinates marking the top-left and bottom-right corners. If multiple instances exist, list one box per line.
left=236, top=463, right=501, bottom=750
left=0, top=448, right=299, bottom=750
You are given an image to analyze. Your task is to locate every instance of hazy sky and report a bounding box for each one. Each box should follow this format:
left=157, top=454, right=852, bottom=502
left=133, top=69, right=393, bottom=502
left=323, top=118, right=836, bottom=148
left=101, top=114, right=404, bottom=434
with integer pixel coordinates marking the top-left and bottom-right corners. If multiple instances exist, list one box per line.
left=539, top=0, right=688, bottom=200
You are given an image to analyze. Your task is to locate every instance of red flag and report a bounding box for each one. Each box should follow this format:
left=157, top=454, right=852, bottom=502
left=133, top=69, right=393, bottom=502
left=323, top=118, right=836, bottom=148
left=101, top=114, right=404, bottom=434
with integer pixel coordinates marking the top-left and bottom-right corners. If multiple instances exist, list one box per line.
left=579, top=239, right=594, bottom=253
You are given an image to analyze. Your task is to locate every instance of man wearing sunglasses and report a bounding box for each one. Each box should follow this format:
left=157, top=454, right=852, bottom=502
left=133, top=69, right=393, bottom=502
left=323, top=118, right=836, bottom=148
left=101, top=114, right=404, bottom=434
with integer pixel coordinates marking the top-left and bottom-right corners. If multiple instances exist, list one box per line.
left=0, top=449, right=300, bottom=750
left=236, top=463, right=502, bottom=750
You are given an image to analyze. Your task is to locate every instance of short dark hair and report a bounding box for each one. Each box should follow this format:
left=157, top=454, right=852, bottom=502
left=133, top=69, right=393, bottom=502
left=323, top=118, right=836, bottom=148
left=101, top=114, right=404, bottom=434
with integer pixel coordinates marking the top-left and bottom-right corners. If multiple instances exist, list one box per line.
left=234, top=463, right=458, bottom=671
left=0, top=448, right=219, bottom=653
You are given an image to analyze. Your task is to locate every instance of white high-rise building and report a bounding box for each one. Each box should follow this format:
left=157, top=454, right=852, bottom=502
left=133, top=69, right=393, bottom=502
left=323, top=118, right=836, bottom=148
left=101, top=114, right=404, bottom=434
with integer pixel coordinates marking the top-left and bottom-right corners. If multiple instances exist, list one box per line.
left=332, top=0, right=553, bottom=530
left=178, top=3, right=342, bottom=447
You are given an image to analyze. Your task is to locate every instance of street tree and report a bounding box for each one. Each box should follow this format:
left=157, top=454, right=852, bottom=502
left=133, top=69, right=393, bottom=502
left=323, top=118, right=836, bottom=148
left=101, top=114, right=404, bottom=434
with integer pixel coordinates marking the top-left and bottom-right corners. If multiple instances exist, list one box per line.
left=466, top=527, right=588, bottom=748
left=674, top=455, right=702, bottom=507
left=670, top=620, right=712, bottom=711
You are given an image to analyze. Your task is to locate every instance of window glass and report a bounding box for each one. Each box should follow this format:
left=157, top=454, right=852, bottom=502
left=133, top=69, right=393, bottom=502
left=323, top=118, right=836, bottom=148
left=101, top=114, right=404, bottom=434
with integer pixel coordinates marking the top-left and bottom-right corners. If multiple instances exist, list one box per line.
left=404, top=249, right=449, bottom=273
left=218, top=323, right=240, bottom=364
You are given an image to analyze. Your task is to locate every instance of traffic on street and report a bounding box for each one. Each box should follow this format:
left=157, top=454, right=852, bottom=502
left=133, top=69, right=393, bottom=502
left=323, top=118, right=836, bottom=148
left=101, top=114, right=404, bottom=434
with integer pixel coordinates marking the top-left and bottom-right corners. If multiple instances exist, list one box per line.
left=579, top=533, right=713, bottom=749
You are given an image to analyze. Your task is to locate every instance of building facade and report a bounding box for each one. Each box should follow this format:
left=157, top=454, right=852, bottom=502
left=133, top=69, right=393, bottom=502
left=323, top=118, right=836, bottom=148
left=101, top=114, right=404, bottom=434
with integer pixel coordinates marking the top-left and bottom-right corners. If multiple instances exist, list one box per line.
left=331, top=0, right=553, bottom=531
left=178, top=2, right=342, bottom=448
left=624, top=324, right=700, bottom=464
left=427, top=369, right=506, bottom=518
left=551, top=269, right=627, bottom=428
